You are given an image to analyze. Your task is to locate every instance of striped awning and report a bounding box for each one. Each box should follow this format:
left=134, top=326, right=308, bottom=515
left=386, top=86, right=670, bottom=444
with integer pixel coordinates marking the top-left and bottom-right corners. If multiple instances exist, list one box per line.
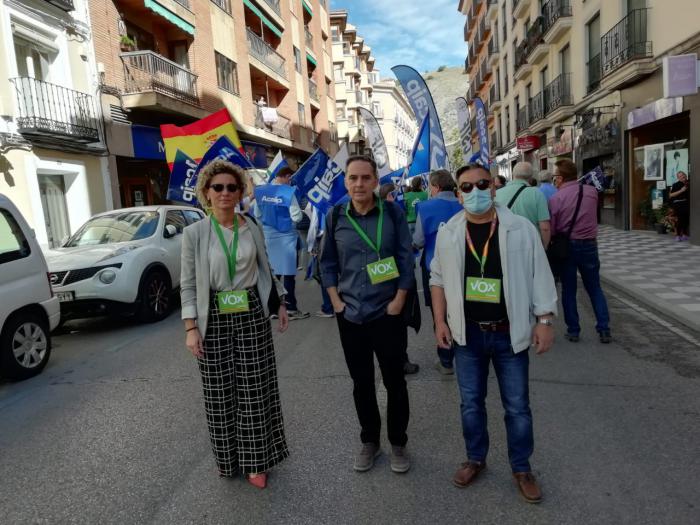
left=144, top=0, right=194, bottom=35
left=306, top=53, right=317, bottom=67
left=302, top=0, right=313, bottom=17
left=243, top=0, right=283, bottom=38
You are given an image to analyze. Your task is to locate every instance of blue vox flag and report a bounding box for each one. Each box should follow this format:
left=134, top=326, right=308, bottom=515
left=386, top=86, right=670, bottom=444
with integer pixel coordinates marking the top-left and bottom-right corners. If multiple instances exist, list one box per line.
left=392, top=65, right=450, bottom=171
left=582, top=166, right=605, bottom=191
left=167, top=150, right=200, bottom=206
left=473, top=97, right=490, bottom=168
left=196, top=135, right=254, bottom=173
left=293, top=148, right=347, bottom=215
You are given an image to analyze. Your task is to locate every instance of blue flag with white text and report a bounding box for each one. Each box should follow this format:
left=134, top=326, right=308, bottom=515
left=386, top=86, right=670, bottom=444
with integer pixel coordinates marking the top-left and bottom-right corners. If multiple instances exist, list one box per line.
left=167, top=150, right=200, bottom=206
left=196, top=135, right=254, bottom=174
left=292, top=148, right=347, bottom=215
left=473, top=97, right=490, bottom=168
left=582, top=166, right=605, bottom=191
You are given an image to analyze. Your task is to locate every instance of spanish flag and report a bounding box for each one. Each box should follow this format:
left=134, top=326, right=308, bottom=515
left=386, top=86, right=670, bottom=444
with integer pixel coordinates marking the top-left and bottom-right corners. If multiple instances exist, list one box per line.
left=160, top=109, right=243, bottom=171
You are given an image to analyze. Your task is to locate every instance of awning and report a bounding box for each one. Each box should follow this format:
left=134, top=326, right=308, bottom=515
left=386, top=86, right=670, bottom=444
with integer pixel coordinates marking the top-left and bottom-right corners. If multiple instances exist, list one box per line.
left=243, top=0, right=283, bottom=38
left=302, top=0, right=313, bottom=17
left=144, top=0, right=194, bottom=35
left=306, top=53, right=317, bottom=67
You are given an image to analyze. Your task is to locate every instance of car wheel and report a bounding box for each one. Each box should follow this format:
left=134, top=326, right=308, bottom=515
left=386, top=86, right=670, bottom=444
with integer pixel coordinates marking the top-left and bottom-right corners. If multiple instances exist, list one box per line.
left=137, top=270, right=171, bottom=323
left=0, top=312, right=51, bottom=381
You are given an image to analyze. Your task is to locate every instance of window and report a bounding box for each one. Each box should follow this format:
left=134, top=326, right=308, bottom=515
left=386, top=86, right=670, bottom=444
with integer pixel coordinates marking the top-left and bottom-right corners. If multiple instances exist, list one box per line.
left=514, top=95, right=519, bottom=111
left=215, top=52, right=239, bottom=95
left=526, top=82, right=531, bottom=102
left=331, top=26, right=340, bottom=42
left=333, top=63, right=344, bottom=82
left=540, top=65, right=548, bottom=88
left=294, top=46, right=302, bottom=73
left=165, top=210, right=187, bottom=236
left=560, top=44, right=570, bottom=75
left=501, top=4, right=507, bottom=42
left=0, top=209, right=30, bottom=264
left=183, top=210, right=204, bottom=225
left=343, top=42, right=351, bottom=55
left=587, top=14, right=601, bottom=59
left=503, top=53, right=508, bottom=92
left=504, top=105, right=510, bottom=143
left=336, top=101, right=346, bottom=119
left=298, top=102, right=306, bottom=126
left=210, top=0, right=231, bottom=15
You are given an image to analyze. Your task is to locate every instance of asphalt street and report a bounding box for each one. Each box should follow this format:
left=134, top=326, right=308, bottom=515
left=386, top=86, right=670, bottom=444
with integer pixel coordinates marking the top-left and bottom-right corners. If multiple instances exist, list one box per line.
left=1, top=278, right=699, bottom=525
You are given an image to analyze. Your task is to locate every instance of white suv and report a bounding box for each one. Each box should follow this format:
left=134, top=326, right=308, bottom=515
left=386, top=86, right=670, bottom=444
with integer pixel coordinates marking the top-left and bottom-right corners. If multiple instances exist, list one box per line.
left=0, top=194, right=60, bottom=381
left=45, top=205, right=204, bottom=323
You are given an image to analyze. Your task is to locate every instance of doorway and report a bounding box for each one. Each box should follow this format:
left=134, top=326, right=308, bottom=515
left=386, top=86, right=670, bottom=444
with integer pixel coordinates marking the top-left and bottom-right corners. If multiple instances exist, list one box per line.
left=38, top=174, right=71, bottom=248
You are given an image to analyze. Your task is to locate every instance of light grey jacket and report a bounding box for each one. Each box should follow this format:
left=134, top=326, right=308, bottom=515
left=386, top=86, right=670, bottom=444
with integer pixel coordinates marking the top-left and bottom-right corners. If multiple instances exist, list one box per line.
left=430, top=203, right=557, bottom=352
left=180, top=215, right=286, bottom=335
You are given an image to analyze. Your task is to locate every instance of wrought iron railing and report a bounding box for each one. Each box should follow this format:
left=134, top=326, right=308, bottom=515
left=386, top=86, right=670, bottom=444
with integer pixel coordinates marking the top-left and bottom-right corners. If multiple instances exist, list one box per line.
left=10, top=77, right=99, bottom=142
left=210, top=0, right=231, bottom=14
left=309, top=78, right=319, bottom=102
left=253, top=103, right=292, bottom=139
left=543, top=73, right=572, bottom=114
left=489, top=82, right=500, bottom=104
left=526, top=16, right=545, bottom=54
left=259, top=0, right=281, bottom=16
left=121, top=51, right=199, bottom=105
left=514, top=39, right=529, bottom=73
left=587, top=53, right=601, bottom=94
left=305, top=27, right=314, bottom=50
left=529, top=91, right=545, bottom=124
left=542, top=0, right=572, bottom=36
left=516, top=106, right=529, bottom=132
left=601, top=8, right=651, bottom=77
left=246, top=28, right=287, bottom=79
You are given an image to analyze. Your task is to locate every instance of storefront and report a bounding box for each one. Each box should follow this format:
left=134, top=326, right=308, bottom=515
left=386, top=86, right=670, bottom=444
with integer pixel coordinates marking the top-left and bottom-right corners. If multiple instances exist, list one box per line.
left=496, top=145, right=521, bottom=180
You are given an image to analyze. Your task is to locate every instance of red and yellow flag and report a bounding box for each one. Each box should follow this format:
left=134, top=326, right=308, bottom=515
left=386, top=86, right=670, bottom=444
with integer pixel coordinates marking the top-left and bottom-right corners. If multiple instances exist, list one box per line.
left=160, top=109, right=243, bottom=171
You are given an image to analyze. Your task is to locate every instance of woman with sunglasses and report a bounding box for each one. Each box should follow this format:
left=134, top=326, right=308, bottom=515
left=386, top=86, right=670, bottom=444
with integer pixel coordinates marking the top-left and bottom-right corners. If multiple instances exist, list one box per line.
left=181, top=159, right=289, bottom=489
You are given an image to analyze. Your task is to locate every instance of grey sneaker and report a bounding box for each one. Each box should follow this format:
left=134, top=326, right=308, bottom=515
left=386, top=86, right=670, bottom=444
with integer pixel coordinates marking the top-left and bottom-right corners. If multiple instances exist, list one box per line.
left=288, top=310, right=311, bottom=320
left=434, top=361, right=454, bottom=375
left=390, top=445, right=410, bottom=473
left=353, top=442, right=381, bottom=472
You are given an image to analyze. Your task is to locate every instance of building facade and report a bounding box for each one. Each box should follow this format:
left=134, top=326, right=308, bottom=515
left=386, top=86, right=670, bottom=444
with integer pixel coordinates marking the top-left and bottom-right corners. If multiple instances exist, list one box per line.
left=89, top=0, right=337, bottom=209
left=0, top=0, right=109, bottom=249
left=371, top=79, right=417, bottom=170
left=460, top=0, right=700, bottom=242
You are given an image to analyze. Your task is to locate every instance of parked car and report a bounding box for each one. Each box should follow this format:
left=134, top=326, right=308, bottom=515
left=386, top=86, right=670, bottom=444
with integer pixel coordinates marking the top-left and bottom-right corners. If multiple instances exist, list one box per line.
left=45, top=205, right=205, bottom=323
left=0, top=194, right=60, bottom=381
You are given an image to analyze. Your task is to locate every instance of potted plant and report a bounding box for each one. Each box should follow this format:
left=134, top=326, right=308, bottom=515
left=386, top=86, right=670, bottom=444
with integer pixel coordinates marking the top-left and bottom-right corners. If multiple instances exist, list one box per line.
left=653, top=204, right=671, bottom=234
left=120, top=35, right=136, bottom=52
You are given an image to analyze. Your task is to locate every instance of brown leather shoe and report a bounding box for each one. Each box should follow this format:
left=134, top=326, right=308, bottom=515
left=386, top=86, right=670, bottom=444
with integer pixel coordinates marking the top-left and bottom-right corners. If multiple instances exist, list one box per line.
left=452, top=460, right=486, bottom=488
left=513, top=472, right=542, bottom=503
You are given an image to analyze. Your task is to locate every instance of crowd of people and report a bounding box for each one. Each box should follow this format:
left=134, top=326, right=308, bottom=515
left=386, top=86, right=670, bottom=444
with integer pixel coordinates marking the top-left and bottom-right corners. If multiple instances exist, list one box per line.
left=178, top=154, right=612, bottom=502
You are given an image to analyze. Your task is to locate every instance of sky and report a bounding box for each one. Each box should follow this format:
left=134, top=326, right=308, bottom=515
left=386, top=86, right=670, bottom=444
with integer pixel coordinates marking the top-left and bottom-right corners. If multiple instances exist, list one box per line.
left=330, top=0, right=467, bottom=77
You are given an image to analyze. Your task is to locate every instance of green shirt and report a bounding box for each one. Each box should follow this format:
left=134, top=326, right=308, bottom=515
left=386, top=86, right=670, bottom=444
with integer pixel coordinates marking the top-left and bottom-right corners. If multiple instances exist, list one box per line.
left=494, top=181, right=550, bottom=229
left=404, top=191, right=428, bottom=223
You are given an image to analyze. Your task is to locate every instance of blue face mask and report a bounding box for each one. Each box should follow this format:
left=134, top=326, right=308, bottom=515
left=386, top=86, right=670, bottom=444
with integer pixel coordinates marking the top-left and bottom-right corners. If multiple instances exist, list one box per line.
left=461, top=188, right=493, bottom=215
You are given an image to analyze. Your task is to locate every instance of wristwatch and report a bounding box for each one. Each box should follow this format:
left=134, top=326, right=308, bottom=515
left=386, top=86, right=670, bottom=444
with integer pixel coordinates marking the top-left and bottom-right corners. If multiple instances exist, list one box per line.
left=537, top=318, right=553, bottom=327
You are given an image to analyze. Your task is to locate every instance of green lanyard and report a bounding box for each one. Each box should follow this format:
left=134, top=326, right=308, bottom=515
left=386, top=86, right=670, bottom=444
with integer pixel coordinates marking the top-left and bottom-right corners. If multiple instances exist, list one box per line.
left=211, top=216, right=239, bottom=286
left=345, top=198, right=383, bottom=256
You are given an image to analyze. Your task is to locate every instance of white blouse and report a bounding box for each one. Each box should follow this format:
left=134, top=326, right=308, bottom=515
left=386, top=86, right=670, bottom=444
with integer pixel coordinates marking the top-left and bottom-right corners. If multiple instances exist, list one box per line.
left=208, top=219, right=258, bottom=291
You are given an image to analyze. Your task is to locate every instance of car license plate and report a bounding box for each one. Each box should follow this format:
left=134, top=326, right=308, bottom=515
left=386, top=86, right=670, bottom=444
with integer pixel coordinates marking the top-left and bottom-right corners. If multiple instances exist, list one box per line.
left=56, top=291, right=74, bottom=302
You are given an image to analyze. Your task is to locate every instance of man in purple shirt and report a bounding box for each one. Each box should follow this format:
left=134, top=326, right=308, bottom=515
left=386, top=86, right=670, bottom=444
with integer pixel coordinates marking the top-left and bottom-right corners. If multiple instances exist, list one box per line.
left=548, top=159, right=611, bottom=344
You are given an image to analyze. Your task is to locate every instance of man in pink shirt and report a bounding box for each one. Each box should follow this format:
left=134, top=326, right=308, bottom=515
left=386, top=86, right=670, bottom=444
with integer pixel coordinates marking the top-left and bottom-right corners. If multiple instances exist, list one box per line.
left=548, top=159, right=611, bottom=344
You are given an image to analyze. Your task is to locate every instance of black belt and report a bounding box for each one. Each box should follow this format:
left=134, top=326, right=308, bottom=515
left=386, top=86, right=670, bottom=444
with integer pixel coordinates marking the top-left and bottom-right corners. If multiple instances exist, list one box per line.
left=468, top=319, right=510, bottom=332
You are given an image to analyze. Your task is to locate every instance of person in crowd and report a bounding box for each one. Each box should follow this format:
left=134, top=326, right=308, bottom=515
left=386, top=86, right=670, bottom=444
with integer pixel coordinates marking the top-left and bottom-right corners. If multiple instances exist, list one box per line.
left=495, top=162, right=551, bottom=248
left=404, top=176, right=429, bottom=235
left=553, top=173, right=563, bottom=189
left=378, top=182, right=419, bottom=375
left=529, top=177, right=538, bottom=187
left=538, top=171, right=557, bottom=202
left=430, top=163, right=556, bottom=503
left=309, top=207, right=336, bottom=318
left=253, top=166, right=310, bottom=320
left=296, top=194, right=311, bottom=270
left=494, top=175, right=507, bottom=189
left=181, top=160, right=289, bottom=489
left=549, top=159, right=611, bottom=344
left=669, top=171, right=690, bottom=241
left=320, top=155, right=415, bottom=474
left=413, top=169, right=462, bottom=375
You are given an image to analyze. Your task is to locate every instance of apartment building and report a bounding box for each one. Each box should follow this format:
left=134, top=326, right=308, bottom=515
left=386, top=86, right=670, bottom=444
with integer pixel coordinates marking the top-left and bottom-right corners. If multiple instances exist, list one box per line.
left=372, top=78, right=417, bottom=170
left=461, top=0, right=700, bottom=239
left=0, top=0, right=109, bottom=249
left=89, top=0, right=337, bottom=208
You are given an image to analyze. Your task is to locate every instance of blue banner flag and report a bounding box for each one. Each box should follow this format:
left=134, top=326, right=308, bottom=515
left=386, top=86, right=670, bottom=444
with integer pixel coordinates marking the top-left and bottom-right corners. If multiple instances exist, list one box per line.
left=380, top=167, right=406, bottom=187
left=473, top=97, right=489, bottom=168
left=166, top=150, right=200, bottom=205
left=582, top=166, right=605, bottom=191
left=392, top=65, right=450, bottom=171
left=241, top=141, right=269, bottom=169
left=292, top=148, right=347, bottom=215
left=196, top=135, right=254, bottom=173
left=408, top=115, right=431, bottom=179
left=267, top=150, right=290, bottom=182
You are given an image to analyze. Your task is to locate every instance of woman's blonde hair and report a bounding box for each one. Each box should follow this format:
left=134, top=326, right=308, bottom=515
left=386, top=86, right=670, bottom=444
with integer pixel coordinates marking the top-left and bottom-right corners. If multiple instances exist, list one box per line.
left=195, top=159, right=247, bottom=210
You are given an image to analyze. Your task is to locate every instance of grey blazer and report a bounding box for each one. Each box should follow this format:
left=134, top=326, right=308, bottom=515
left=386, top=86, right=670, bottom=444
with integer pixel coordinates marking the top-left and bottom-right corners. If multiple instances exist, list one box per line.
left=180, top=214, right=286, bottom=335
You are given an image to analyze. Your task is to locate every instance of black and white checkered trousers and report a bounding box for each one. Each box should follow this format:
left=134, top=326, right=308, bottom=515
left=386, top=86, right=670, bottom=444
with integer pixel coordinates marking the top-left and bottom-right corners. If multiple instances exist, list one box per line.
left=198, top=287, right=289, bottom=476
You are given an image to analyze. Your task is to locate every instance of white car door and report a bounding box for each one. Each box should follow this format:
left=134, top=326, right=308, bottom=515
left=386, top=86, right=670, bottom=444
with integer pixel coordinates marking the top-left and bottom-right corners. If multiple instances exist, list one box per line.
left=162, top=210, right=188, bottom=287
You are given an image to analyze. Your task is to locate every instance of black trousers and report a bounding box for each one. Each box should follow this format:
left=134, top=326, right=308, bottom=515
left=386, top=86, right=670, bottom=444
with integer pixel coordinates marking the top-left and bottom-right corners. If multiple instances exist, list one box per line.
left=337, top=313, right=409, bottom=446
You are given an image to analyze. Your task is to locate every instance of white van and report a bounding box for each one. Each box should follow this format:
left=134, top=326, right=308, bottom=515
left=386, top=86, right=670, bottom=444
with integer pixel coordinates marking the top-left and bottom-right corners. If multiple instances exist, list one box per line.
left=0, top=194, right=60, bottom=380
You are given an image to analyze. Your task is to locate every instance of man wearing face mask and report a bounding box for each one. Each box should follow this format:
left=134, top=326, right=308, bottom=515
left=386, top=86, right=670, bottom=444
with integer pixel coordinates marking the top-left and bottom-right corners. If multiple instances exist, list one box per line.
left=430, top=163, right=557, bottom=503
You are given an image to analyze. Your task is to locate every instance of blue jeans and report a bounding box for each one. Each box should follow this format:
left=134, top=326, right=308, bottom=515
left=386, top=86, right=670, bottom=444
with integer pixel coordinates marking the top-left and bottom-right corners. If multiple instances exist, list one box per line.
left=320, top=286, right=333, bottom=315
left=454, top=324, right=533, bottom=473
left=278, top=275, right=298, bottom=311
left=560, top=240, right=610, bottom=335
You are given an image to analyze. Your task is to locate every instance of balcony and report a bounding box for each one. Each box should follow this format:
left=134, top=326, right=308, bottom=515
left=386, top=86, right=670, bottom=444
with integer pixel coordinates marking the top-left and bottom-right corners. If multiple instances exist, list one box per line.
left=259, top=0, right=281, bottom=16
left=120, top=51, right=202, bottom=116
left=308, top=78, right=320, bottom=106
left=489, top=82, right=501, bottom=111
left=44, top=0, right=74, bottom=11
left=305, top=27, right=314, bottom=50
left=486, top=0, right=498, bottom=21
left=514, top=40, right=533, bottom=82
left=10, top=77, right=99, bottom=145
left=477, top=18, right=490, bottom=51
left=480, top=59, right=491, bottom=82
left=516, top=106, right=529, bottom=133
left=253, top=103, right=292, bottom=140
left=513, top=0, right=531, bottom=19
left=528, top=91, right=546, bottom=126
left=587, top=53, right=601, bottom=95
left=246, top=28, right=289, bottom=85
left=488, top=37, right=499, bottom=66
left=542, top=0, right=572, bottom=43
left=465, top=3, right=477, bottom=42
left=543, top=73, right=572, bottom=116
left=526, top=16, right=549, bottom=64
left=601, top=9, right=653, bottom=90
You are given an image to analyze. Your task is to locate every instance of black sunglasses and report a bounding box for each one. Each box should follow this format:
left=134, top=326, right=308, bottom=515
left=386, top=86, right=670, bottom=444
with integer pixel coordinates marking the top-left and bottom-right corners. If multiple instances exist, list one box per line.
left=209, top=183, right=241, bottom=193
left=459, top=179, right=492, bottom=193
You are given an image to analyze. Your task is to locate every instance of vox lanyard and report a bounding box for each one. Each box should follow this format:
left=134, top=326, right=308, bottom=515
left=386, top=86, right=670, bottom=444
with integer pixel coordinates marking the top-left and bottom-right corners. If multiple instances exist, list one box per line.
left=211, top=216, right=239, bottom=286
left=345, top=198, right=384, bottom=257
left=465, top=213, right=498, bottom=278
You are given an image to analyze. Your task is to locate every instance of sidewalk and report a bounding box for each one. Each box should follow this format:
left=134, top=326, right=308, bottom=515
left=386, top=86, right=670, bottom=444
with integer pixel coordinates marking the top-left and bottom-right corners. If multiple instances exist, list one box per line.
left=598, top=225, right=700, bottom=332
